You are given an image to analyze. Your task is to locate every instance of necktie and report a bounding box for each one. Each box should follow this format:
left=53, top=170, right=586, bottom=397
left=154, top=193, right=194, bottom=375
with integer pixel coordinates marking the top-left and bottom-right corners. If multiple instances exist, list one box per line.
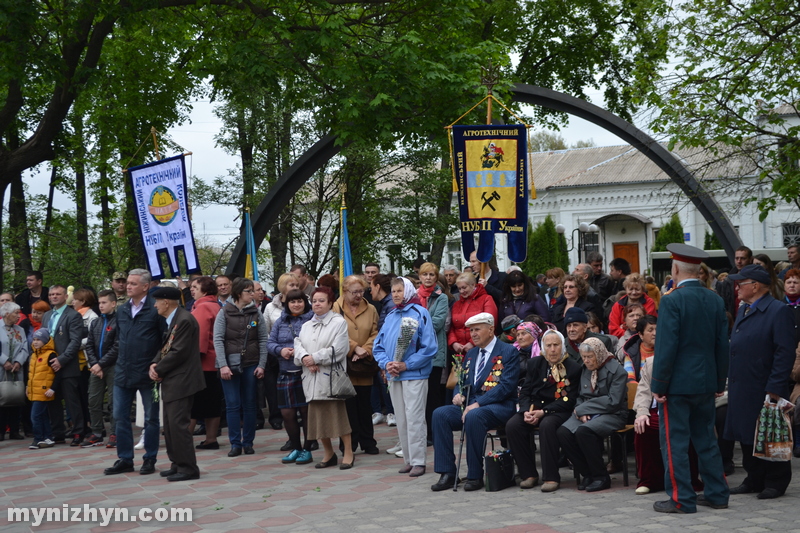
left=49, top=312, right=56, bottom=332
left=475, top=349, right=488, bottom=384
left=744, top=304, right=751, bottom=316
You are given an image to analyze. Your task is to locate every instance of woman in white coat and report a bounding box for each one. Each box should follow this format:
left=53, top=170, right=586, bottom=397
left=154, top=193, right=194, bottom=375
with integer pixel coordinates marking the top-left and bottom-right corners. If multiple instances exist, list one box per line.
left=294, top=286, right=355, bottom=470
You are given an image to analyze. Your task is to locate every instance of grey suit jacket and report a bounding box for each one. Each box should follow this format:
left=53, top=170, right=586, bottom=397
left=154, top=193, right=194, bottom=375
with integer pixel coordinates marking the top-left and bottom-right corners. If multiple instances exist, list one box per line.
left=42, top=306, right=86, bottom=378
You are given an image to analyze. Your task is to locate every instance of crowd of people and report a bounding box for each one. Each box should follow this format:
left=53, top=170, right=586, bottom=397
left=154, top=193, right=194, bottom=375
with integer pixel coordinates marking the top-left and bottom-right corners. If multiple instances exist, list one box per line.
left=0, top=243, right=798, bottom=508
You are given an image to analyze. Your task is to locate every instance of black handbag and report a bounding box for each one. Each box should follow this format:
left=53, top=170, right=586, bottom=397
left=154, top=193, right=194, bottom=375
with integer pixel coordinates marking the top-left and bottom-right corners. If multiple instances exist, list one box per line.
left=483, top=433, right=515, bottom=492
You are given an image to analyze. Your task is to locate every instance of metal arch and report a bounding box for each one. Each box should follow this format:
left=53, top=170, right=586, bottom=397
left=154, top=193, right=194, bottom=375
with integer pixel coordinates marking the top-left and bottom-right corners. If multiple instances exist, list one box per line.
left=226, top=84, right=741, bottom=276
left=225, top=134, right=345, bottom=276
left=510, top=84, right=741, bottom=259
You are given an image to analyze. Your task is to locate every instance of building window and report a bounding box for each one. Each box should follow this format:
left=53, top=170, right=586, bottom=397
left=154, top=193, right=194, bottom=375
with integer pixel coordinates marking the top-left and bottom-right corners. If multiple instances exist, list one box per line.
left=783, top=223, right=800, bottom=247
left=583, top=232, right=599, bottom=255
left=445, top=241, right=462, bottom=269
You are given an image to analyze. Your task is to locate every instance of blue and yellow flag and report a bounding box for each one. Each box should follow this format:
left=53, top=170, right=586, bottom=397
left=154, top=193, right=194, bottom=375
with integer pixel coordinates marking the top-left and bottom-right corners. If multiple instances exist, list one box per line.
left=244, top=209, right=259, bottom=281
left=451, top=125, right=529, bottom=263
left=339, top=194, right=353, bottom=290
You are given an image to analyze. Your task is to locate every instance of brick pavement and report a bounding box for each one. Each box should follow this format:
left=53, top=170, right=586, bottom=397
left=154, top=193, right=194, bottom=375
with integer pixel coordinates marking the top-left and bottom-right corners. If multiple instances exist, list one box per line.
left=1, top=421, right=799, bottom=532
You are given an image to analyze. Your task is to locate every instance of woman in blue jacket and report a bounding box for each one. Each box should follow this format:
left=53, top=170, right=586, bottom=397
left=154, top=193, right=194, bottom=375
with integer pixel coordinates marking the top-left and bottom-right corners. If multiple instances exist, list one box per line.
left=266, top=289, right=315, bottom=465
left=374, top=277, right=437, bottom=478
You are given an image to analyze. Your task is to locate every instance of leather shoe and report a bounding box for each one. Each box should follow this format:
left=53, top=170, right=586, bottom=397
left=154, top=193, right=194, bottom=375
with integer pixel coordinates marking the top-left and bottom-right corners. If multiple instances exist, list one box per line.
left=160, top=468, right=177, bottom=478
left=270, top=421, right=283, bottom=430
left=104, top=460, right=134, bottom=475
left=228, top=447, right=242, bottom=457
left=697, top=495, right=728, bottom=508
left=577, top=476, right=592, bottom=490
left=398, top=464, right=413, bottom=474
left=606, top=461, right=621, bottom=474
left=315, top=454, right=338, bottom=469
left=430, top=473, right=455, bottom=491
left=167, top=472, right=199, bottom=482
left=585, top=476, right=611, bottom=492
left=541, top=481, right=560, bottom=493
left=409, top=466, right=426, bottom=477
left=520, top=477, right=539, bottom=489
left=729, top=483, right=755, bottom=495
left=339, top=457, right=355, bottom=470
left=653, top=500, right=689, bottom=514
left=196, top=440, right=219, bottom=450
left=280, top=440, right=293, bottom=452
left=139, top=458, right=156, bottom=475
left=464, top=478, right=484, bottom=491
left=757, top=488, right=782, bottom=500
left=244, top=446, right=254, bottom=455
left=309, top=440, right=319, bottom=451
left=363, top=447, right=380, bottom=455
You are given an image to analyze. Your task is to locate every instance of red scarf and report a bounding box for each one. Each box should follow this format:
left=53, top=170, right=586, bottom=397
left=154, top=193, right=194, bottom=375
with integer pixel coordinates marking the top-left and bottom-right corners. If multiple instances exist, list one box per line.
left=417, top=284, right=436, bottom=309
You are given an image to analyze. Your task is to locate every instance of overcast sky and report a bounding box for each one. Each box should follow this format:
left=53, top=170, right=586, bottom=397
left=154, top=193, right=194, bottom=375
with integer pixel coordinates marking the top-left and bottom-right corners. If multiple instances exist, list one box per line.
left=22, top=86, right=630, bottom=248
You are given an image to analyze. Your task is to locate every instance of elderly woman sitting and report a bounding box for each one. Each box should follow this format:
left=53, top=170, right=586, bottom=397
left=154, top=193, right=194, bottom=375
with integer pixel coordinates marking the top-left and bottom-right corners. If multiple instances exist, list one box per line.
left=556, top=337, right=628, bottom=492
left=506, top=329, right=581, bottom=492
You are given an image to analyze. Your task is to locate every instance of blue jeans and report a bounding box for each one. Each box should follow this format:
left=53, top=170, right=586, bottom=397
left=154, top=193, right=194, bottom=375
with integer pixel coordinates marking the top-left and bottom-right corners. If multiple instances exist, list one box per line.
left=114, top=385, right=160, bottom=463
left=31, top=401, right=51, bottom=443
left=221, top=365, right=258, bottom=448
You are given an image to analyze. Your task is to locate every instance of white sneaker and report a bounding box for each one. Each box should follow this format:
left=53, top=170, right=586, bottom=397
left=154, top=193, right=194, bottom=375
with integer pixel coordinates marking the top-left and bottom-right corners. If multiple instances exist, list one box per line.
left=635, top=486, right=651, bottom=495
left=134, top=432, right=145, bottom=450
left=395, top=449, right=404, bottom=458
left=371, top=413, right=385, bottom=425
left=387, top=442, right=402, bottom=454
left=39, top=439, right=55, bottom=448
left=386, top=413, right=397, bottom=427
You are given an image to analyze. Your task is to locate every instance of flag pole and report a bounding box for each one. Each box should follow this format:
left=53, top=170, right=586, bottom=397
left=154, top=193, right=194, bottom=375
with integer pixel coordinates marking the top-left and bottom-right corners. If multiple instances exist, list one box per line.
left=478, top=62, right=500, bottom=282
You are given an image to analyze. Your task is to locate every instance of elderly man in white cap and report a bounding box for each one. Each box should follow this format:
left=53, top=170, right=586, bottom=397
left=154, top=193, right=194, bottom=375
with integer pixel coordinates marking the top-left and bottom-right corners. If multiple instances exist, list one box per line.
left=430, top=312, right=520, bottom=491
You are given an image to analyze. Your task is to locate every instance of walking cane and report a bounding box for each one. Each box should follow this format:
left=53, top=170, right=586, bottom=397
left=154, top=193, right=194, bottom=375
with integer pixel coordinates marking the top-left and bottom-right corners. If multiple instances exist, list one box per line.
left=453, top=384, right=472, bottom=492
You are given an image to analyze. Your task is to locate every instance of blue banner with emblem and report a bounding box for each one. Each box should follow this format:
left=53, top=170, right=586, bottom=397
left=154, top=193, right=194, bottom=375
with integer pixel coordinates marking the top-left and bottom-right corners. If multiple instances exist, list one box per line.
left=451, top=125, right=528, bottom=263
left=128, top=154, right=201, bottom=278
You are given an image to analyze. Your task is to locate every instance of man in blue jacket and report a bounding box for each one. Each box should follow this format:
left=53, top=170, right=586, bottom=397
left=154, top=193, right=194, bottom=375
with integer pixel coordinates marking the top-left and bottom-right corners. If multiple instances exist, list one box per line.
left=726, top=264, right=795, bottom=499
left=430, top=312, right=519, bottom=491
left=651, top=244, right=730, bottom=514
left=104, top=269, right=167, bottom=476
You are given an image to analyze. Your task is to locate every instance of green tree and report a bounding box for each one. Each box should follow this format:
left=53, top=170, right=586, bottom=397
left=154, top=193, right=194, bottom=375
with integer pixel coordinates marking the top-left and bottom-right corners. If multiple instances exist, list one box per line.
left=704, top=229, right=722, bottom=251
left=519, top=215, right=563, bottom=279
left=637, top=0, right=800, bottom=220
left=652, top=213, right=685, bottom=252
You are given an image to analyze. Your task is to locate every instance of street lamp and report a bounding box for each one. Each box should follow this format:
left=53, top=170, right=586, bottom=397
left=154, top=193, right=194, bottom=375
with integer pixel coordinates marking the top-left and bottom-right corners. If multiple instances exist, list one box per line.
left=556, top=222, right=600, bottom=264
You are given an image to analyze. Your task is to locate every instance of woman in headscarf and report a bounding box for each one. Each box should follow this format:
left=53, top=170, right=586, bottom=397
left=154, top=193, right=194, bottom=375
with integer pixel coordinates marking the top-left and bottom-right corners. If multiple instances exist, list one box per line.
left=513, top=321, right=542, bottom=383
left=556, top=337, right=628, bottom=492
left=374, top=277, right=437, bottom=477
left=506, top=329, right=582, bottom=492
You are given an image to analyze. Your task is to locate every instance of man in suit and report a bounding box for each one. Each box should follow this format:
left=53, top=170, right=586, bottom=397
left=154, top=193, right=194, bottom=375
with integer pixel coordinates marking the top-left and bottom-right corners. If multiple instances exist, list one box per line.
left=43, top=285, right=87, bottom=445
left=149, top=287, right=205, bottom=482
left=430, top=312, right=519, bottom=491
left=725, top=264, right=795, bottom=499
left=651, top=243, right=730, bottom=514
left=104, top=269, right=167, bottom=476
left=563, top=307, right=614, bottom=364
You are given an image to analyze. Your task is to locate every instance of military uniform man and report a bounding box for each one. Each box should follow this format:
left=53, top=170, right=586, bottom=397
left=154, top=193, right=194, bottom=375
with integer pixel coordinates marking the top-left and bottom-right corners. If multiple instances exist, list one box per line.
left=651, top=243, right=730, bottom=514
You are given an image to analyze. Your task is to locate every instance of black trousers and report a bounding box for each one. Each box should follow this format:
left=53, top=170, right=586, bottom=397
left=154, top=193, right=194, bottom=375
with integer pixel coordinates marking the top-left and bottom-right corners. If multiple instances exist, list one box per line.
left=48, top=376, right=85, bottom=439
left=164, top=395, right=199, bottom=477
left=557, top=424, right=606, bottom=480
left=264, top=364, right=282, bottom=425
left=740, top=443, right=792, bottom=494
left=425, top=366, right=445, bottom=444
left=507, top=411, right=570, bottom=482
left=344, top=385, right=376, bottom=451
left=715, top=404, right=734, bottom=464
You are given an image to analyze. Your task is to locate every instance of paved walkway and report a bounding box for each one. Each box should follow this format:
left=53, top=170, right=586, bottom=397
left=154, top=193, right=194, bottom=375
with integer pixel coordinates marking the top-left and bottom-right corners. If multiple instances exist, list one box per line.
left=1, top=421, right=799, bottom=532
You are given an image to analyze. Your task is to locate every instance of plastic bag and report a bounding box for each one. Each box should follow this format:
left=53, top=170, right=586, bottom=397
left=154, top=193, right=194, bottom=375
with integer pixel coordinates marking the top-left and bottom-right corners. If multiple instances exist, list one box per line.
left=753, top=395, right=794, bottom=462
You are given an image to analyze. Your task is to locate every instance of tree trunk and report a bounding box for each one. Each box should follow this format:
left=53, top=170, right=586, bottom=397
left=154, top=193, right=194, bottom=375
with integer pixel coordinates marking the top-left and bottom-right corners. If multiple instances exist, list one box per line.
left=0, top=181, right=7, bottom=289
left=38, top=167, right=58, bottom=272
left=429, top=156, right=452, bottom=266
left=98, top=166, right=114, bottom=277
left=73, top=117, right=89, bottom=248
left=8, top=170, right=33, bottom=278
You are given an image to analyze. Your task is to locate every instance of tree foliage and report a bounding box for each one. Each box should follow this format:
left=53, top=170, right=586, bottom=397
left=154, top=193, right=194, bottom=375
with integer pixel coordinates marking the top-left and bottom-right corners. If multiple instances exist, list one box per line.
left=704, top=229, right=722, bottom=251
left=638, top=0, right=800, bottom=219
left=518, top=215, right=565, bottom=278
left=652, top=213, right=684, bottom=252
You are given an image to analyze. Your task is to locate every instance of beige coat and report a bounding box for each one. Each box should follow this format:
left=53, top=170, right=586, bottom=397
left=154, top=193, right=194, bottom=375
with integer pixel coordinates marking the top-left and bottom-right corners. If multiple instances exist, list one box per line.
left=333, top=297, right=378, bottom=386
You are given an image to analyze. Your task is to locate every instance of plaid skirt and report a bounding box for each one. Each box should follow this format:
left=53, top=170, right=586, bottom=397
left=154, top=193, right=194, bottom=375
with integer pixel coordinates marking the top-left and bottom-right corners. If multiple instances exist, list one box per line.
left=277, top=372, right=307, bottom=409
